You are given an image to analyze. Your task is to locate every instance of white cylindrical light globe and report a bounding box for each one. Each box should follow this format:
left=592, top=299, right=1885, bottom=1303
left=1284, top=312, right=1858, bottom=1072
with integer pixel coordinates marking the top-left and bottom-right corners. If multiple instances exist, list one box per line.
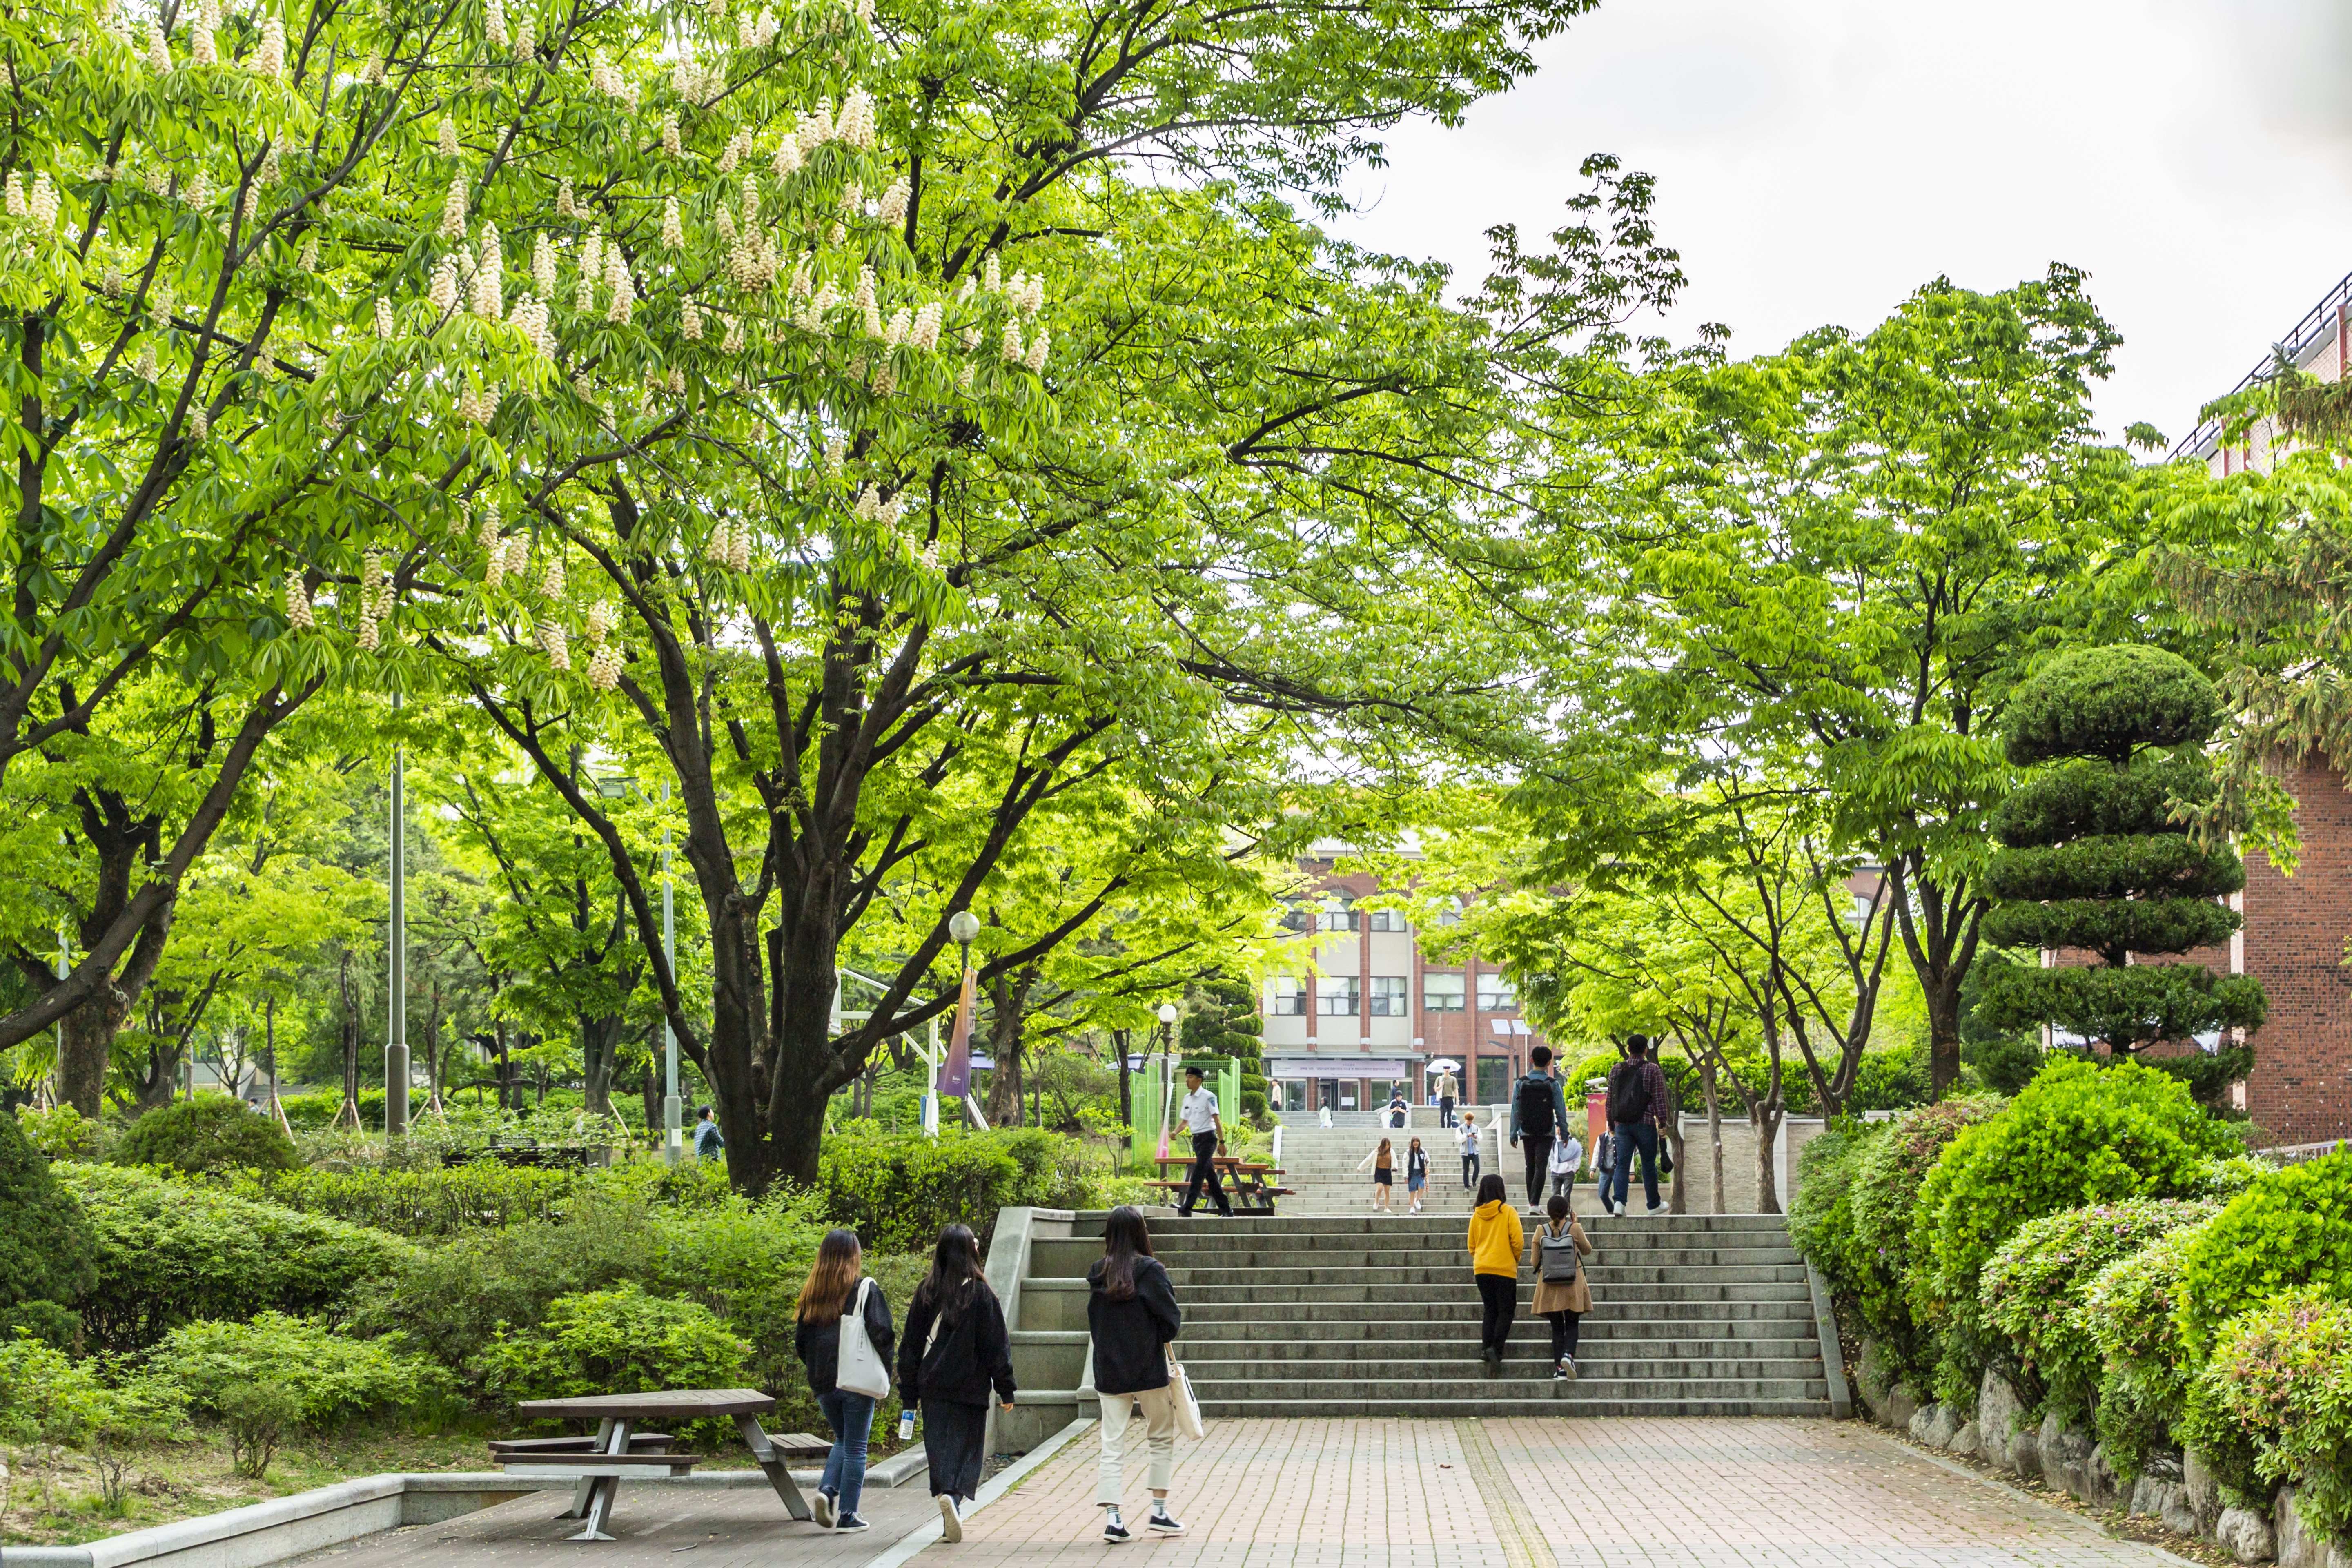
left=947, top=910, right=980, bottom=945
left=1157, top=1002, right=1178, bottom=1024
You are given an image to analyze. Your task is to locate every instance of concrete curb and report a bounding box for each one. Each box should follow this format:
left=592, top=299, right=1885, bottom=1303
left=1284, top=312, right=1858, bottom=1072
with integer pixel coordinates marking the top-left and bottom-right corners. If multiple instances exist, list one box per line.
left=1803, top=1257, right=1854, bottom=1420
left=0, top=1450, right=931, bottom=1568
left=856, top=1416, right=1093, bottom=1568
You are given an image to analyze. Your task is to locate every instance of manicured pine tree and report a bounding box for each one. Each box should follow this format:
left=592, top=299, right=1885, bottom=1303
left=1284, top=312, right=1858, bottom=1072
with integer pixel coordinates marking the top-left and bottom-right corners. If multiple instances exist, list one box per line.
left=1978, top=646, right=2265, bottom=1102
left=1185, top=976, right=1267, bottom=1123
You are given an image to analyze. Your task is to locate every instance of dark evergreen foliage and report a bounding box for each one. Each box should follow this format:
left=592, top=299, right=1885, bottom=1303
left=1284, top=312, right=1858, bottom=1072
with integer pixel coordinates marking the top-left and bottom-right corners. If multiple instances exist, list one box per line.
left=2002, top=647, right=2224, bottom=766
left=0, top=1108, right=100, bottom=1348
left=1185, top=976, right=1267, bottom=1120
left=1980, top=647, right=2263, bottom=1100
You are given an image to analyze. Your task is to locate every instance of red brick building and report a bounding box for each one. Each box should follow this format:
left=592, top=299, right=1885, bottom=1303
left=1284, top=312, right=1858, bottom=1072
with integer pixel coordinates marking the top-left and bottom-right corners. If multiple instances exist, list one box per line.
left=1256, top=845, right=1550, bottom=1115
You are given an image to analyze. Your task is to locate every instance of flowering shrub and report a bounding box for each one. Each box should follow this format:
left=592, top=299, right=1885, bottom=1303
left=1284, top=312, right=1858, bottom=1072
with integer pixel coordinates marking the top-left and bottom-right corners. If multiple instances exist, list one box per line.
left=2175, top=1148, right=2352, bottom=1362
left=2085, top=1217, right=2219, bottom=1482
left=1841, top=1095, right=2004, bottom=1382
left=2178, top=1292, right=2352, bottom=1544
left=479, top=1284, right=748, bottom=1444
left=1788, top=1118, right=1888, bottom=1305
left=1909, top=1056, right=2234, bottom=1401
left=1980, top=1198, right=2216, bottom=1428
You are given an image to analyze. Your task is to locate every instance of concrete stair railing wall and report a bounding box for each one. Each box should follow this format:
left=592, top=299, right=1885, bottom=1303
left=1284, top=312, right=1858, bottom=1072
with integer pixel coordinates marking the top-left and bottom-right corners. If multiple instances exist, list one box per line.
left=991, top=1207, right=1843, bottom=1423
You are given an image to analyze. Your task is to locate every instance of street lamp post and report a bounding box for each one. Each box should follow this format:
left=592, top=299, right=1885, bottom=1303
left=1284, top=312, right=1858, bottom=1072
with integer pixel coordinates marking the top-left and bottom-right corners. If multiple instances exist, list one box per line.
left=941, top=910, right=981, bottom=1128
left=1155, top=1001, right=1179, bottom=1160
left=386, top=693, right=409, bottom=1141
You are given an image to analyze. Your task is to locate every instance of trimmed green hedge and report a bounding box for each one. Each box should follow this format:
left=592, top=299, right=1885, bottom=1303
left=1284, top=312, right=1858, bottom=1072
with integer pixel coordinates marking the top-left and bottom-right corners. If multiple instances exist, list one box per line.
left=2175, top=1149, right=2352, bottom=1362
left=1909, top=1056, right=2234, bottom=1401
left=0, top=1103, right=98, bottom=1350
left=2179, top=1292, right=2352, bottom=1539
left=813, top=1125, right=1110, bottom=1252
left=114, top=1096, right=299, bottom=1174
left=2085, top=1216, right=2218, bottom=1483
left=58, top=1165, right=415, bottom=1351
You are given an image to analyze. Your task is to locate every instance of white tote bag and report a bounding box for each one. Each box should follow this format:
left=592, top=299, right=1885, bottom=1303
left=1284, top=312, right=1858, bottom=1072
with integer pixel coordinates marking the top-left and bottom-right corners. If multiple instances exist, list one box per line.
left=1165, top=1347, right=1206, bottom=1441
left=836, top=1278, right=892, bottom=1399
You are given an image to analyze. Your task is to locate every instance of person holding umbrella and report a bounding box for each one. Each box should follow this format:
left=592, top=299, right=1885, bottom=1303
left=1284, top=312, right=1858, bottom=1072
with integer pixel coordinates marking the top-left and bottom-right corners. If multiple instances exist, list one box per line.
left=1430, top=1060, right=1460, bottom=1129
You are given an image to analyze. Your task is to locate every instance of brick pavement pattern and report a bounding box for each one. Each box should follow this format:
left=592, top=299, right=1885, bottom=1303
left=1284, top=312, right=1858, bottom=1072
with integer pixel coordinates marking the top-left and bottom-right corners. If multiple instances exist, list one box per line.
left=280, top=1476, right=940, bottom=1568
left=930, top=1418, right=2193, bottom=1568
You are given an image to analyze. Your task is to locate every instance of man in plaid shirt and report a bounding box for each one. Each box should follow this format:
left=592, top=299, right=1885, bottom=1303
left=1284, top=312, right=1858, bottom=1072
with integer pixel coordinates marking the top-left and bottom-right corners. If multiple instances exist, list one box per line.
left=1603, top=1036, right=1672, bottom=1215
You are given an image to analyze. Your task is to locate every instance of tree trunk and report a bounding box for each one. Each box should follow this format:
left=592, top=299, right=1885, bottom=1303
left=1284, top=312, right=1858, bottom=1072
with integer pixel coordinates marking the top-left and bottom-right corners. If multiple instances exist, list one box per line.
left=1115, top=1029, right=1131, bottom=1128
left=581, top=1013, right=620, bottom=1116
left=335, top=951, right=362, bottom=1127
left=1661, top=1109, right=1686, bottom=1214
left=1751, top=1097, right=1786, bottom=1215
left=1924, top=982, right=1964, bottom=1104
left=423, top=984, right=443, bottom=1113
left=56, top=991, right=126, bottom=1119
left=1701, top=1056, right=1726, bottom=1217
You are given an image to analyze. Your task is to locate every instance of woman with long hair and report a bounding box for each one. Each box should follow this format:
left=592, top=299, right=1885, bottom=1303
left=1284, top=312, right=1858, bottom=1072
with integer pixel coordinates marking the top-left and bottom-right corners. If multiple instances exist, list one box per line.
left=1356, top=1137, right=1395, bottom=1213
left=898, top=1224, right=1016, bottom=1541
left=794, top=1227, right=895, bottom=1532
left=1466, top=1173, right=1523, bottom=1376
left=1087, top=1206, right=1185, bottom=1543
left=1404, top=1137, right=1430, bottom=1215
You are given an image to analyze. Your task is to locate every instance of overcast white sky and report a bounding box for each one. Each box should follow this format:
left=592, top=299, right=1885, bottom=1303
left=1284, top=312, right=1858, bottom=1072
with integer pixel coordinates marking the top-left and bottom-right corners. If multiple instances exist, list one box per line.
left=1334, top=0, right=2352, bottom=447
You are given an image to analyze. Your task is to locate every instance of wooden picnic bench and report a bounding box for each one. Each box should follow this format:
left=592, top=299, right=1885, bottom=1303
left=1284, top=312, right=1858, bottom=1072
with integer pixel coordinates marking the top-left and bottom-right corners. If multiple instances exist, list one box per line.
left=1149, top=1154, right=1290, bottom=1212
left=494, top=1388, right=829, bottom=1541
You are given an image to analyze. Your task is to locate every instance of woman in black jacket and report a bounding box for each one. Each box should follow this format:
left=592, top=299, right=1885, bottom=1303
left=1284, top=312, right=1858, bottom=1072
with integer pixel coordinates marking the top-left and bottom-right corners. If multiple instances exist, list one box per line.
left=1087, top=1206, right=1185, bottom=1544
left=897, top=1224, right=1016, bottom=1541
left=793, top=1228, right=895, bottom=1533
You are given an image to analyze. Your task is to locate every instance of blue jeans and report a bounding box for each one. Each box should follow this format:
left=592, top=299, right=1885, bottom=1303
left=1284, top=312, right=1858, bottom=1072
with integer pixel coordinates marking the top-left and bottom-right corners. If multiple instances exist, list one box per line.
left=1606, top=1122, right=1659, bottom=1211
left=817, top=1390, right=875, bottom=1517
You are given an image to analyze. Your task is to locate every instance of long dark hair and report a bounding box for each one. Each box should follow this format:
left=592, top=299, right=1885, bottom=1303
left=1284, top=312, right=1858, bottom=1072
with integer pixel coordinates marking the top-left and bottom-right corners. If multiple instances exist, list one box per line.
left=1476, top=1173, right=1506, bottom=1207
left=918, top=1223, right=987, bottom=1319
left=796, top=1228, right=864, bottom=1323
left=1099, top=1205, right=1155, bottom=1301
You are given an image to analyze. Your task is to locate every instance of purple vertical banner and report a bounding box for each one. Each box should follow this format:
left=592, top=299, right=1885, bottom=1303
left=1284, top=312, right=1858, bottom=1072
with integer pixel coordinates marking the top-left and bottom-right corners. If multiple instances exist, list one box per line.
left=939, top=970, right=976, bottom=1098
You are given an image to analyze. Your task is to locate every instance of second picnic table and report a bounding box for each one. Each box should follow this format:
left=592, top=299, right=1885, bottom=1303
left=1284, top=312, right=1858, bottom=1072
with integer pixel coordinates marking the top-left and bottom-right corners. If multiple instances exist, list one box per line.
left=496, top=1388, right=831, bottom=1542
left=1148, top=1153, right=1289, bottom=1211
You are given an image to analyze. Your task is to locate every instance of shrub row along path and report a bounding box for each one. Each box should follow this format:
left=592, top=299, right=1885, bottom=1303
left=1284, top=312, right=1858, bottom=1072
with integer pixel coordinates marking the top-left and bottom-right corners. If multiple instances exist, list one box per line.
left=290, top=1418, right=2197, bottom=1567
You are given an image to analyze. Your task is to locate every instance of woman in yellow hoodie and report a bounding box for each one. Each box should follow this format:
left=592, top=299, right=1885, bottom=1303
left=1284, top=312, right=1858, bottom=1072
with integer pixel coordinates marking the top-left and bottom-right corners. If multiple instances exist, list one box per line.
left=1466, top=1173, right=1523, bottom=1376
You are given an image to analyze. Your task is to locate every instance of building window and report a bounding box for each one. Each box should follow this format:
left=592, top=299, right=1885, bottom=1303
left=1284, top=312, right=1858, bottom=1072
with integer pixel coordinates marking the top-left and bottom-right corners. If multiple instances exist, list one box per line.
left=1278, top=900, right=1314, bottom=933
left=1281, top=1080, right=1308, bottom=1112
left=1438, top=896, right=1464, bottom=928
left=1369, top=976, right=1408, bottom=1016
left=1425, top=972, right=1465, bottom=1011
left=1316, top=894, right=1359, bottom=933
left=1367, top=908, right=1409, bottom=932
left=1477, top=976, right=1517, bottom=1013
left=1268, top=977, right=1305, bottom=1016
left=1318, top=976, right=1360, bottom=1016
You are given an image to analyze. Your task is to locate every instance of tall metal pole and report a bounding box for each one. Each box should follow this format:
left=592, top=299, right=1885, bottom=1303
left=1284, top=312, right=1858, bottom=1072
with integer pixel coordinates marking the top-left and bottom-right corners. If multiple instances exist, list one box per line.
left=661, top=779, right=682, bottom=1165
left=385, top=695, right=409, bottom=1140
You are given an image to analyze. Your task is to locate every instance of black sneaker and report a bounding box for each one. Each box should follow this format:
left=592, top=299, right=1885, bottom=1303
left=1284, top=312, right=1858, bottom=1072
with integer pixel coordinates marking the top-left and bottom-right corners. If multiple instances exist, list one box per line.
left=835, top=1515, right=871, bottom=1533
left=1552, top=1363, right=1568, bottom=1381
left=1103, top=1519, right=1134, bottom=1544
left=1149, top=1509, right=1186, bottom=1534
left=1562, top=1356, right=1578, bottom=1379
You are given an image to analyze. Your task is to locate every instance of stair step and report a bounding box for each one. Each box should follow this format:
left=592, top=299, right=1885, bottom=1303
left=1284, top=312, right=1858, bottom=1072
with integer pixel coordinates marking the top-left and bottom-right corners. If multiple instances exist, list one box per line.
left=1196, top=1396, right=1834, bottom=1418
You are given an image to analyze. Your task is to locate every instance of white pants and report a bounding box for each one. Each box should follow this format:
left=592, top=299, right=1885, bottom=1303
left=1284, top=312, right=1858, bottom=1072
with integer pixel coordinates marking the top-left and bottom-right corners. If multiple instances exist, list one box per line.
left=1096, top=1387, right=1176, bottom=1505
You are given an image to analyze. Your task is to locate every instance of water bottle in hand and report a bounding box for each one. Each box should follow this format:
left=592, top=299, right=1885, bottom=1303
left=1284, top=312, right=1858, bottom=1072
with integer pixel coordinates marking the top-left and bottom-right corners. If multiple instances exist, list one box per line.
left=899, top=1408, right=916, bottom=1442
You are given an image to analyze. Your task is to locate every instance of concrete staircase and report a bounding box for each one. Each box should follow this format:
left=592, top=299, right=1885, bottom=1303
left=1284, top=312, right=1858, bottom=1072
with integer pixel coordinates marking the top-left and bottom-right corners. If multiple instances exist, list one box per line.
left=1270, top=1118, right=1503, bottom=1214
left=993, top=1208, right=1834, bottom=1429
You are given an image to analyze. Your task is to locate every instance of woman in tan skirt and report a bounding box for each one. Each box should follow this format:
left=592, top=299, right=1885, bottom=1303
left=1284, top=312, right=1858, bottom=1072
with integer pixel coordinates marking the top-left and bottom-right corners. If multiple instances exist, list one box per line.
left=1527, top=1192, right=1593, bottom=1379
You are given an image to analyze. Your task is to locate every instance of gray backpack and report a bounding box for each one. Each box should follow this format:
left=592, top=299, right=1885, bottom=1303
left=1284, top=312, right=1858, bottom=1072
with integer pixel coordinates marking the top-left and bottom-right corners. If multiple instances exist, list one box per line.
left=1536, top=1224, right=1581, bottom=1283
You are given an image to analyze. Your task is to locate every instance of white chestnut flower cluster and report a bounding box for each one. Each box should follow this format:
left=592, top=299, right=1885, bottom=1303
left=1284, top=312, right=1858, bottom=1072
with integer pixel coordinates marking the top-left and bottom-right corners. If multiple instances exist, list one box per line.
left=672, top=59, right=726, bottom=104
left=253, top=16, right=285, bottom=78
left=734, top=7, right=779, bottom=48
left=356, top=551, right=394, bottom=650
left=851, top=483, right=905, bottom=526
left=536, top=618, right=570, bottom=670
left=587, top=636, right=623, bottom=690
left=458, top=381, right=495, bottom=423
left=480, top=512, right=508, bottom=586
left=705, top=518, right=753, bottom=571
left=876, top=176, right=909, bottom=226
left=375, top=297, right=396, bottom=338
left=438, top=116, right=461, bottom=157
left=576, top=230, right=604, bottom=311
left=588, top=51, right=636, bottom=105
left=540, top=550, right=565, bottom=599
left=285, top=570, right=314, bottom=628
left=509, top=292, right=552, bottom=355
left=5, top=172, right=58, bottom=228
left=606, top=247, right=635, bottom=323
left=187, top=0, right=218, bottom=64
left=532, top=233, right=556, bottom=296
left=428, top=252, right=459, bottom=314
left=441, top=174, right=468, bottom=238
left=470, top=223, right=504, bottom=317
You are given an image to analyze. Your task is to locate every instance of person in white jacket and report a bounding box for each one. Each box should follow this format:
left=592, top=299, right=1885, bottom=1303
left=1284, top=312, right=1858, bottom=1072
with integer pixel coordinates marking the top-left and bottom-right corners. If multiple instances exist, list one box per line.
left=1547, top=1132, right=1585, bottom=1202
left=1457, top=1112, right=1481, bottom=1191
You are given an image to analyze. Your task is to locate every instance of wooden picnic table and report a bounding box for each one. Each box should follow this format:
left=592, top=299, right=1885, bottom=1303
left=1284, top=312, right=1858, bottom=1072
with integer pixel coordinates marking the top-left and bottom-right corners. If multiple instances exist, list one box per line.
left=1149, top=1153, right=1290, bottom=1212
left=503, top=1387, right=829, bottom=1542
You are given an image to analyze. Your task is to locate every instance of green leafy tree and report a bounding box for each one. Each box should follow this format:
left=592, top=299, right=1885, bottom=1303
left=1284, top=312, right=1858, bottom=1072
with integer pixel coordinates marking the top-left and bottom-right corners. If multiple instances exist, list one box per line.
left=1977, top=646, right=2265, bottom=1100
left=1522, top=271, right=2187, bottom=1102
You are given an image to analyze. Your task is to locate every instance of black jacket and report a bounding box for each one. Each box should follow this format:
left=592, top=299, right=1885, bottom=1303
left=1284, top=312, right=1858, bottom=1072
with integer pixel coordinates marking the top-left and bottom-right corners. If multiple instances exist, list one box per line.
left=795, top=1279, right=896, bottom=1396
left=1087, top=1255, right=1181, bottom=1396
left=1406, top=1147, right=1429, bottom=1182
left=897, top=1277, right=1017, bottom=1408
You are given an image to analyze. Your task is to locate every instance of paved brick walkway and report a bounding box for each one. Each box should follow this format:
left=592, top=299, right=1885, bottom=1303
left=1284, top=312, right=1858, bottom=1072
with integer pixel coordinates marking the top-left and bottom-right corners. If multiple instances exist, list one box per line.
left=929, top=1419, right=2194, bottom=1568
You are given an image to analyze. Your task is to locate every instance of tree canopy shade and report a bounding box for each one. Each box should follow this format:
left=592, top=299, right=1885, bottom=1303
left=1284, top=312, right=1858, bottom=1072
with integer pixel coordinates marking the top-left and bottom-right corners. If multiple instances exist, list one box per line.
left=1976, top=647, right=2263, bottom=1098
left=1513, top=267, right=2181, bottom=1100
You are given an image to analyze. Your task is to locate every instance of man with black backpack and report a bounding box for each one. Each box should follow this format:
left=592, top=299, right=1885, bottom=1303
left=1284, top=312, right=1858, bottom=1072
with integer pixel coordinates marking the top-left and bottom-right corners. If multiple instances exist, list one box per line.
left=1507, top=1046, right=1572, bottom=1210
left=1603, top=1036, right=1673, bottom=1215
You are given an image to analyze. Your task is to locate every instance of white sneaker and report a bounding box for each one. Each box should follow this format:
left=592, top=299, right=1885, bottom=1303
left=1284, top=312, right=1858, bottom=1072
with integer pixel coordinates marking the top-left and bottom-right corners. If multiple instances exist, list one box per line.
left=813, top=1491, right=836, bottom=1529
left=938, top=1494, right=962, bottom=1542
